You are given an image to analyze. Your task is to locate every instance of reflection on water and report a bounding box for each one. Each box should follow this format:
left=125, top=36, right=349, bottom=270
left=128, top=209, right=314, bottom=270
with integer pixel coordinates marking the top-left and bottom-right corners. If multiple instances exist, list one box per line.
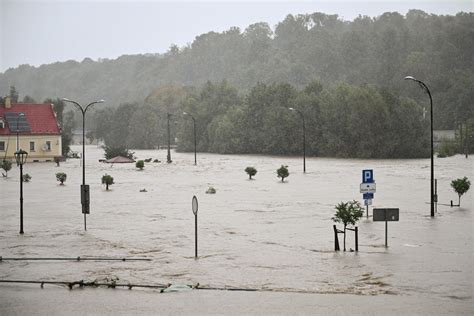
left=0, top=146, right=472, bottom=300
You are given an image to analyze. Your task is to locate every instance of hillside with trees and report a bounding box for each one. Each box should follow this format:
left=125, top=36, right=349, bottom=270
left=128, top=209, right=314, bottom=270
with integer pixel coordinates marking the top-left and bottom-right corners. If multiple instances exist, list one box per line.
left=1, top=10, right=472, bottom=158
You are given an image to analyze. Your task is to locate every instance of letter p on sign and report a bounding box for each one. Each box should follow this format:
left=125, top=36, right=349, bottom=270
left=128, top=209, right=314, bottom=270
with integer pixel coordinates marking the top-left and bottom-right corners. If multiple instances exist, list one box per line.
left=362, top=170, right=374, bottom=183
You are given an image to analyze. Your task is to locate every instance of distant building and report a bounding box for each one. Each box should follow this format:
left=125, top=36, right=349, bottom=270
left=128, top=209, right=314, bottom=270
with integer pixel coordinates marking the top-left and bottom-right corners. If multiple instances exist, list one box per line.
left=72, top=128, right=92, bottom=145
left=434, top=130, right=456, bottom=148
left=0, top=96, right=62, bottom=162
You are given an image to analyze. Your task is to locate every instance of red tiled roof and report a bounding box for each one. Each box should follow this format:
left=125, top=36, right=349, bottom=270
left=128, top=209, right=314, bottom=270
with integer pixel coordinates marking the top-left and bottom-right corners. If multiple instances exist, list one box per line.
left=0, top=103, right=61, bottom=135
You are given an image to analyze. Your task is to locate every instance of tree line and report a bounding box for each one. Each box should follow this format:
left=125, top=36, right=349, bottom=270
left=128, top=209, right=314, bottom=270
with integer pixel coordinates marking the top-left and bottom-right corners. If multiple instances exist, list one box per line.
left=86, top=80, right=431, bottom=159
left=0, top=10, right=472, bottom=130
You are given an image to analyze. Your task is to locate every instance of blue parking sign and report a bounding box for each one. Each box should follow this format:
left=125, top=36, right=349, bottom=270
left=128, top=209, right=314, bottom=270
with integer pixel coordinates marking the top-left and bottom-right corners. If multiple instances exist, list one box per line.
left=362, top=169, right=374, bottom=183
left=363, top=192, right=374, bottom=199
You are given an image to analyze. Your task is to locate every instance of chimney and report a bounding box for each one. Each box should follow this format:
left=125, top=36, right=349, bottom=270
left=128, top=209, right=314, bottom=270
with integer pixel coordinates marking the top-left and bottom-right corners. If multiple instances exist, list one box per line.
left=5, top=96, right=11, bottom=108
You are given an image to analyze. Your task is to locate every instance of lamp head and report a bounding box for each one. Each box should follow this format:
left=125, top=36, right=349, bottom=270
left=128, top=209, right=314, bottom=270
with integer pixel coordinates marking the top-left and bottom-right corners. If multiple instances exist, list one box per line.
left=14, top=149, right=28, bottom=165
left=289, top=107, right=295, bottom=111
left=404, top=76, right=416, bottom=81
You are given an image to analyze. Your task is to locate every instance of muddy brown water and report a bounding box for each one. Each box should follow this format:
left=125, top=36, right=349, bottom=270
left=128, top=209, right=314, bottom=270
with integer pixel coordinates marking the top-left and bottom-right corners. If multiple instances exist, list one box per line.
left=1, top=145, right=472, bottom=310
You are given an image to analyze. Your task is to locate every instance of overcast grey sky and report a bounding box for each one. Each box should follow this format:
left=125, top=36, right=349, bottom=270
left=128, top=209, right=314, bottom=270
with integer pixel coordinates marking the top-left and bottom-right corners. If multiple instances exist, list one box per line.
left=1, top=0, right=472, bottom=72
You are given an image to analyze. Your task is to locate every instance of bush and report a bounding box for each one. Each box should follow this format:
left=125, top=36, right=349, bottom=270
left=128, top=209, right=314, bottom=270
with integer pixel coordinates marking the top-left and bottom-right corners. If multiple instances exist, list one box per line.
left=102, top=174, right=114, bottom=191
left=56, top=172, right=67, bottom=185
left=437, top=139, right=457, bottom=158
left=332, top=200, right=364, bottom=251
left=451, top=177, right=470, bottom=206
left=277, top=165, right=289, bottom=182
left=136, top=160, right=145, bottom=170
left=102, top=145, right=134, bottom=160
left=245, top=166, right=257, bottom=179
left=206, top=186, right=216, bottom=194
left=1, top=160, right=12, bottom=177
left=23, top=174, right=32, bottom=182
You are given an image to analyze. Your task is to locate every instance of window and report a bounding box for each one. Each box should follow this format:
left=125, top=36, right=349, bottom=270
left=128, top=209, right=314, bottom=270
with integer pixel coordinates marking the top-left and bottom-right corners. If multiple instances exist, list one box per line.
left=0, top=120, right=4, bottom=129
left=0, top=141, right=4, bottom=151
left=30, top=141, right=35, bottom=151
left=45, top=141, right=51, bottom=151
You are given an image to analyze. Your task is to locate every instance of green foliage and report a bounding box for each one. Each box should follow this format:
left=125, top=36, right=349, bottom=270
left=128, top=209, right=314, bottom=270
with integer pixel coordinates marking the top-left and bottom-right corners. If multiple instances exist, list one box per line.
left=451, top=177, right=470, bottom=206
left=245, top=166, right=257, bottom=179
left=136, top=160, right=145, bottom=170
left=437, top=139, right=457, bottom=158
left=23, top=174, right=32, bottom=182
left=332, top=200, right=364, bottom=251
left=102, top=145, right=134, bottom=160
left=206, top=186, right=216, bottom=194
left=45, top=98, right=72, bottom=156
left=332, top=201, right=364, bottom=228
left=277, top=165, right=289, bottom=182
left=2, top=11, right=471, bottom=131
left=1, top=160, right=12, bottom=177
left=101, top=174, right=114, bottom=191
left=55, top=172, right=67, bottom=184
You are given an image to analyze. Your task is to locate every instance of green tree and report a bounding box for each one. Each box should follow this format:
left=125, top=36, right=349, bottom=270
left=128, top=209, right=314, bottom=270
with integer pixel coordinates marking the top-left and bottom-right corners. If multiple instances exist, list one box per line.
left=56, top=172, right=67, bottom=185
left=9, top=86, right=19, bottom=103
left=245, top=166, right=257, bottom=179
left=102, top=174, right=114, bottom=191
left=451, top=177, right=470, bottom=206
left=1, top=160, right=12, bottom=178
left=103, top=145, right=134, bottom=160
left=277, top=165, right=289, bottom=182
left=332, top=200, right=364, bottom=251
left=23, top=174, right=32, bottom=182
left=136, top=160, right=145, bottom=170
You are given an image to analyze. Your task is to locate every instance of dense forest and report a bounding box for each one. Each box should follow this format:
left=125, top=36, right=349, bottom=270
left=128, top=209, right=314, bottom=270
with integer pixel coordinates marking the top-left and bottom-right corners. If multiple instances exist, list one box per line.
left=1, top=10, right=473, bottom=158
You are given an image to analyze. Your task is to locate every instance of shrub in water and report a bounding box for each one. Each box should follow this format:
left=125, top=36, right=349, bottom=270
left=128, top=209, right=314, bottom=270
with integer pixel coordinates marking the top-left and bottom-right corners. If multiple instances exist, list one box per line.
left=102, top=174, right=114, bottom=191
left=245, top=166, right=257, bottom=180
left=277, top=165, right=289, bottom=182
left=56, top=172, right=67, bottom=185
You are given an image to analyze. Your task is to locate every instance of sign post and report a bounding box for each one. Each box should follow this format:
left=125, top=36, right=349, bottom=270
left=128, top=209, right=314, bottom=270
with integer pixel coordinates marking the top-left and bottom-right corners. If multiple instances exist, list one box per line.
left=80, top=184, right=90, bottom=230
left=361, top=170, right=375, bottom=218
left=373, top=208, right=399, bottom=247
left=192, top=196, right=198, bottom=259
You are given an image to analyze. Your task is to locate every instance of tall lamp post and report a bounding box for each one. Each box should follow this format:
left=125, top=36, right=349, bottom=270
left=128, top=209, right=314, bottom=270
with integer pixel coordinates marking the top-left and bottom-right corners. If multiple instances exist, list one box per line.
left=289, top=107, right=306, bottom=173
left=183, top=112, right=197, bottom=165
left=166, top=113, right=173, bottom=163
left=62, top=98, right=104, bottom=230
left=404, top=76, right=435, bottom=217
left=16, top=112, right=25, bottom=151
left=14, top=149, right=28, bottom=234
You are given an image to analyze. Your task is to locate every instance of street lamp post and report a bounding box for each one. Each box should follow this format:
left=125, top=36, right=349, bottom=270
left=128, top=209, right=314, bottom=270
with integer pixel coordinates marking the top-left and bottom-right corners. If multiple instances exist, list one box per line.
left=183, top=112, right=197, bottom=165
left=404, top=76, right=435, bottom=217
left=16, top=113, right=25, bottom=152
left=62, top=98, right=104, bottom=230
left=14, top=149, right=28, bottom=234
left=167, top=113, right=172, bottom=163
left=289, top=107, right=306, bottom=173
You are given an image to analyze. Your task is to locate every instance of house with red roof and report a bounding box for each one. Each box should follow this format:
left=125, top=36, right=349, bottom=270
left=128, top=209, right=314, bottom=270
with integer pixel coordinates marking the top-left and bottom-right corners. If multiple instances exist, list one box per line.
left=0, top=96, right=62, bottom=162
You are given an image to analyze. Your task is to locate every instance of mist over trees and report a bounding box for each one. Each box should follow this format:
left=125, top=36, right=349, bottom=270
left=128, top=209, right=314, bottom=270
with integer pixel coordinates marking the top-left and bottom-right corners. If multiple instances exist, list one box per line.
left=1, top=10, right=472, bottom=158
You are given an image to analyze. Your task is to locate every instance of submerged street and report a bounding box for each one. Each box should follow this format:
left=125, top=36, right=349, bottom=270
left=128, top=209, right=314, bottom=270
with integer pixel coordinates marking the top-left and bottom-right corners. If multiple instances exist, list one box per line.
left=0, top=145, right=472, bottom=314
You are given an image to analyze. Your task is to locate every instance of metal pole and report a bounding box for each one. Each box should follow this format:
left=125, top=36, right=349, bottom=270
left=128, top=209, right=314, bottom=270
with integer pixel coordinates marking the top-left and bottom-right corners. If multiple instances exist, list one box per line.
left=167, top=113, right=171, bottom=163
left=428, top=87, right=434, bottom=217
left=404, top=77, right=434, bottom=217
left=195, top=214, right=198, bottom=258
left=63, top=98, right=104, bottom=231
left=19, top=163, right=24, bottom=234
left=355, top=226, right=358, bottom=252
left=193, top=117, right=197, bottom=165
left=366, top=204, right=369, bottom=218
left=385, top=221, right=388, bottom=248
left=302, top=114, right=306, bottom=173
left=82, top=109, right=87, bottom=231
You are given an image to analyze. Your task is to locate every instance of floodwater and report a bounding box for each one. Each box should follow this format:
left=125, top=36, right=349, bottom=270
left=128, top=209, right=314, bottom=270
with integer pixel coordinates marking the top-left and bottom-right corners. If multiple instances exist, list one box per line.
left=1, top=145, right=472, bottom=313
